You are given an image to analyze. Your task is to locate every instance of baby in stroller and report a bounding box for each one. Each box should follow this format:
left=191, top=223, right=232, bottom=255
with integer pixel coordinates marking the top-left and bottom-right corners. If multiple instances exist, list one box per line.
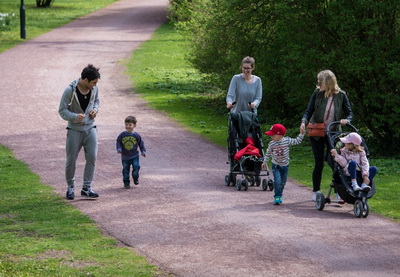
left=330, top=132, right=378, bottom=193
left=225, top=111, right=272, bottom=191
left=315, top=122, right=378, bottom=218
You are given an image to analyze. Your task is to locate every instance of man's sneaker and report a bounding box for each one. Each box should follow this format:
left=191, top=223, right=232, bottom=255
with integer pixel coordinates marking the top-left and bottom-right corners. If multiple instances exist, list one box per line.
left=81, top=187, right=99, bottom=198
left=352, top=183, right=362, bottom=192
left=312, top=191, right=320, bottom=202
left=361, top=183, right=371, bottom=192
left=66, top=187, right=74, bottom=200
left=134, top=179, right=139, bottom=185
left=273, top=197, right=281, bottom=205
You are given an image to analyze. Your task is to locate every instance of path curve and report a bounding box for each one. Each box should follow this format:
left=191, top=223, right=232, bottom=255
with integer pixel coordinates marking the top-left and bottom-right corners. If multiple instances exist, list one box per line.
left=1, top=1, right=399, bottom=276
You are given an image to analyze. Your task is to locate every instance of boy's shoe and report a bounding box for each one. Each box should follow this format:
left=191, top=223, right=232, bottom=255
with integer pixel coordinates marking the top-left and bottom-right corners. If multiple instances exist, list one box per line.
left=273, top=197, right=281, bottom=205
left=81, top=187, right=99, bottom=198
left=361, top=183, right=371, bottom=192
left=134, top=179, right=139, bottom=185
left=66, top=187, right=74, bottom=200
left=352, top=183, right=362, bottom=192
left=124, top=184, right=131, bottom=189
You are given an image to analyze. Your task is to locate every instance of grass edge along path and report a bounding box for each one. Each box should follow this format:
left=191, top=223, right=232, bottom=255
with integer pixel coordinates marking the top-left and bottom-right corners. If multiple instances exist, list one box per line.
left=0, top=145, right=167, bottom=276
left=126, top=22, right=400, bottom=222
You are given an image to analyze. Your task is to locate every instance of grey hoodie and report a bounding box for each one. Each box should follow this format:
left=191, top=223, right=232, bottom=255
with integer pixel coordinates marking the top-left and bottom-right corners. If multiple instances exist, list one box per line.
left=58, top=79, right=100, bottom=131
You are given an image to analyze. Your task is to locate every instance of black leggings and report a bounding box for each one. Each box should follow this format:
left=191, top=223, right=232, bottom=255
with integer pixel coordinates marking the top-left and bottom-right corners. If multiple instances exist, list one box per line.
left=310, top=136, right=330, bottom=192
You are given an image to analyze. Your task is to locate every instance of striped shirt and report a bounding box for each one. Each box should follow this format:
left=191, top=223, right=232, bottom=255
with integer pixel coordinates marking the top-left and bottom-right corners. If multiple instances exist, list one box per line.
left=264, top=134, right=304, bottom=166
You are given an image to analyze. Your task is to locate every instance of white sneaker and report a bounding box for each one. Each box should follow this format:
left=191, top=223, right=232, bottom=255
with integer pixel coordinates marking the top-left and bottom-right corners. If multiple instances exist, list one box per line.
left=361, top=183, right=371, bottom=192
left=312, top=191, right=320, bottom=202
left=352, top=183, right=362, bottom=191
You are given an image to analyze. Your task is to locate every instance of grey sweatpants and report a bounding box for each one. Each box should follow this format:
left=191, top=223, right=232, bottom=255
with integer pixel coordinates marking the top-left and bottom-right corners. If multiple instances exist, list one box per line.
left=65, top=127, right=98, bottom=188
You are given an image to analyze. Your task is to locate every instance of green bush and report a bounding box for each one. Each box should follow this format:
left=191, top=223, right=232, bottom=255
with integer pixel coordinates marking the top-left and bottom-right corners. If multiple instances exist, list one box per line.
left=170, top=0, right=400, bottom=157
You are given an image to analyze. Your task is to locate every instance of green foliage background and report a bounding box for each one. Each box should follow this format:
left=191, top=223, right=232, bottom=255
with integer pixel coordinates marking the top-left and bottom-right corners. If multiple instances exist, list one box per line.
left=168, top=0, right=400, bottom=157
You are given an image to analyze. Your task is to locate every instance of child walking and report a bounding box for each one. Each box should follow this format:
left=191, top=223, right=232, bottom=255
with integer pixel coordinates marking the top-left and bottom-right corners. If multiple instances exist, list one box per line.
left=330, top=132, right=377, bottom=192
left=116, top=116, right=146, bottom=189
left=262, top=124, right=305, bottom=205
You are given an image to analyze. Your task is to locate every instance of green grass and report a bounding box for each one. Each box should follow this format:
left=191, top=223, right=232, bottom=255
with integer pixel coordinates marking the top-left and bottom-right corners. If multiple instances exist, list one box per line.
left=0, top=0, right=119, bottom=52
left=127, top=22, right=400, bottom=222
left=0, top=145, right=163, bottom=276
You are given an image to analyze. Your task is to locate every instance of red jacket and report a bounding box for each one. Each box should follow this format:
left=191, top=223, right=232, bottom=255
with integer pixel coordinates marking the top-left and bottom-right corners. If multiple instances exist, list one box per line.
left=234, top=137, right=261, bottom=161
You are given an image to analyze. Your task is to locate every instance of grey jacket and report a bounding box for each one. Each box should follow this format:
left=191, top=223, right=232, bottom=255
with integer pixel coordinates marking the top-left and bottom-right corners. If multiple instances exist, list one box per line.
left=58, top=79, right=100, bottom=131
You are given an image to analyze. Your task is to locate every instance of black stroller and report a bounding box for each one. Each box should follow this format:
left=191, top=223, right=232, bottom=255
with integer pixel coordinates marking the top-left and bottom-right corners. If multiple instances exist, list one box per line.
left=224, top=110, right=273, bottom=191
left=315, top=121, right=376, bottom=218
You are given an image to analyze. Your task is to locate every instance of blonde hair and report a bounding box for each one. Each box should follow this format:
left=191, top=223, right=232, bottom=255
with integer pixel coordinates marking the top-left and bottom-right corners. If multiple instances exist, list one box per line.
left=352, top=144, right=365, bottom=153
left=317, top=70, right=340, bottom=98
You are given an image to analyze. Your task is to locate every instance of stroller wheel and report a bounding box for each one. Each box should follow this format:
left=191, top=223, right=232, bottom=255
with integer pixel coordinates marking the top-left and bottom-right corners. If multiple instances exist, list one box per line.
left=262, top=179, right=268, bottom=191
left=362, top=201, right=369, bottom=218
left=231, top=174, right=236, bottom=186
left=354, top=200, right=363, bottom=218
left=242, top=179, right=249, bottom=191
left=225, top=175, right=230, bottom=186
left=315, top=192, right=325, bottom=211
left=236, top=179, right=242, bottom=191
left=267, top=179, right=274, bottom=191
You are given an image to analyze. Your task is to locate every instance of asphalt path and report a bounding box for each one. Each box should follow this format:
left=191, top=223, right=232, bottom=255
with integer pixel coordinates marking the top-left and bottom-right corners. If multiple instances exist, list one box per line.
left=1, top=0, right=399, bottom=276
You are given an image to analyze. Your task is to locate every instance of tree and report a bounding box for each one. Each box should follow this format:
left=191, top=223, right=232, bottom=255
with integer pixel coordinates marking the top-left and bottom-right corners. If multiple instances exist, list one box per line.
left=171, top=0, right=400, bottom=156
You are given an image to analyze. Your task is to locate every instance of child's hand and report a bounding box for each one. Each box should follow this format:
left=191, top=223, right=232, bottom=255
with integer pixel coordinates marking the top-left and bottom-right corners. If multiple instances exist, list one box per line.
left=363, top=176, right=370, bottom=184
left=330, top=149, right=337, bottom=156
left=142, top=153, right=146, bottom=158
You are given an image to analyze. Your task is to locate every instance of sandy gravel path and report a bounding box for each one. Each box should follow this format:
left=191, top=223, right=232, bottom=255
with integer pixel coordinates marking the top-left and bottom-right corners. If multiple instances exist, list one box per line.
left=1, top=1, right=399, bottom=276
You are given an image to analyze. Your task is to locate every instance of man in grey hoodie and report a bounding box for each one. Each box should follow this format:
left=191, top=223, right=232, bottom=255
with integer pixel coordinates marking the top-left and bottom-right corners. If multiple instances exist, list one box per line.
left=58, top=64, right=100, bottom=200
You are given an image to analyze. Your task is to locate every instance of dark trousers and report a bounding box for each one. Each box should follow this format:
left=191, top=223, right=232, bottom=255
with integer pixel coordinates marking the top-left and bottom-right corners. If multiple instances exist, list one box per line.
left=348, top=160, right=378, bottom=182
left=310, top=136, right=329, bottom=192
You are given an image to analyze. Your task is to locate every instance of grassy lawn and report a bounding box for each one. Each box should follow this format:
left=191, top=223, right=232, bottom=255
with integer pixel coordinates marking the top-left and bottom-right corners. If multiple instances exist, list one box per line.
left=0, top=0, right=119, bottom=52
left=127, top=22, right=400, bottom=222
left=0, top=145, right=163, bottom=276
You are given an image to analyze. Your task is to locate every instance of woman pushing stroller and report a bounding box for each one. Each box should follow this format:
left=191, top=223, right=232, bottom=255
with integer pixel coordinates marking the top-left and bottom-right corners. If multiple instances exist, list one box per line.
left=330, top=132, right=378, bottom=192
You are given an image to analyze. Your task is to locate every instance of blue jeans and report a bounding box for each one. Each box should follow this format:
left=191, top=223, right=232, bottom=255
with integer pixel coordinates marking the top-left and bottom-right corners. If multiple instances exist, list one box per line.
left=347, top=160, right=378, bottom=183
left=122, top=157, right=140, bottom=185
left=272, top=163, right=289, bottom=198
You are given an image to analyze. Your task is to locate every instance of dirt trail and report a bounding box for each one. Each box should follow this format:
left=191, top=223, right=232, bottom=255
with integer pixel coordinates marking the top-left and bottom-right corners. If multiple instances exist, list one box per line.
left=1, top=1, right=399, bottom=276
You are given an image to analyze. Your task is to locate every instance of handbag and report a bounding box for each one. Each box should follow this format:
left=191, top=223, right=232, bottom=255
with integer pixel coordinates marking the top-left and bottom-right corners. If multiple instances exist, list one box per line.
left=307, top=122, right=326, bottom=137
left=307, top=97, right=334, bottom=137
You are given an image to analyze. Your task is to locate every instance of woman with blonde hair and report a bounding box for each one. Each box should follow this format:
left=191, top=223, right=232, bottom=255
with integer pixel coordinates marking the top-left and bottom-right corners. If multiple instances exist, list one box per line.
left=300, top=70, right=353, bottom=201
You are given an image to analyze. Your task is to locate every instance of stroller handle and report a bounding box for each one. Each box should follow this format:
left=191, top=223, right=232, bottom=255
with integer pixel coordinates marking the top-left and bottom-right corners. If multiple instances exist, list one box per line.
left=326, top=121, right=359, bottom=135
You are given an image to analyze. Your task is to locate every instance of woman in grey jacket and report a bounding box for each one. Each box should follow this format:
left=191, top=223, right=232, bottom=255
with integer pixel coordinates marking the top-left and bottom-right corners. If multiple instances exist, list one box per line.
left=300, top=70, right=353, bottom=201
left=58, top=64, right=100, bottom=200
left=226, top=56, right=262, bottom=114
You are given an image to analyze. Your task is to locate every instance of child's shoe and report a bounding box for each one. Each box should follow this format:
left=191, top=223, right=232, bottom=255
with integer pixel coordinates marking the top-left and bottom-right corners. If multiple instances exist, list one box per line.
left=351, top=183, right=362, bottom=192
left=124, top=183, right=130, bottom=189
left=273, top=196, right=281, bottom=205
left=361, top=183, right=371, bottom=192
left=134, top=179, right=139, bottom=185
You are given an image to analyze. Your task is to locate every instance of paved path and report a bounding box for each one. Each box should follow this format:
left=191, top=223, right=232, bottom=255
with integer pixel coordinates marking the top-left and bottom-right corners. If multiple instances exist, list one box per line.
left=1, top=1, right=400, bottom=276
